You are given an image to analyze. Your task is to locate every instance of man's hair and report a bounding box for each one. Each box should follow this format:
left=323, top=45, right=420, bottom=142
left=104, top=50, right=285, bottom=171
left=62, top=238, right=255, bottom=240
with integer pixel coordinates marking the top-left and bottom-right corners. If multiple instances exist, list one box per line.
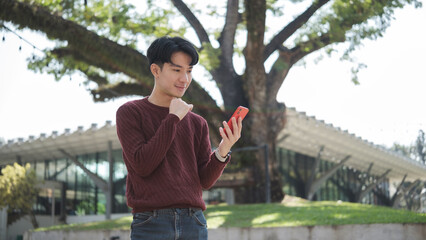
left=147, top=36, right=199, bottom=69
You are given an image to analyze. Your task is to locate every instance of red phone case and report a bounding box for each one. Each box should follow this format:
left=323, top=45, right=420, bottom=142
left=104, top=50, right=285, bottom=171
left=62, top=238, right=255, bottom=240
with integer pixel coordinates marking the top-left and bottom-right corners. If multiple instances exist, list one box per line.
left=227, top=106, right=249, bottom=132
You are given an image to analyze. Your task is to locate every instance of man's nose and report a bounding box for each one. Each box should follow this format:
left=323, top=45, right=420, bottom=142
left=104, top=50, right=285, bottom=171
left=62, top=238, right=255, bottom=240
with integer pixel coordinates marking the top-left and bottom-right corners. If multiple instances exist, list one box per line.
left=180, top=72, right=190, bottom=83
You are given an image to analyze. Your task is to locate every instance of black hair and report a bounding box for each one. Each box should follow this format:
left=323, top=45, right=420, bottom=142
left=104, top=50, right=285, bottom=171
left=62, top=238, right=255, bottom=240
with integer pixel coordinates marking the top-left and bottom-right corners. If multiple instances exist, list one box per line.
left=147, top=36, right=199, bottom=69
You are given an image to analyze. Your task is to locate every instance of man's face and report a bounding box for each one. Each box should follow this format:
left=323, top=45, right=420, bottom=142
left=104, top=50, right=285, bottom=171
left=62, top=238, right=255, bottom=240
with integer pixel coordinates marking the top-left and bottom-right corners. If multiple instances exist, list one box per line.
left=152, top=51, right=193, bottom=99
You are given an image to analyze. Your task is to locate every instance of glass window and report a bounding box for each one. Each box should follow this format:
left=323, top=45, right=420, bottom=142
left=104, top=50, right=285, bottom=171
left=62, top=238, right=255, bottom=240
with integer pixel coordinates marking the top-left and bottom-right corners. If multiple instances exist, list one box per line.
left=97, top=152, right=109, bottom=181
left=112, top=149, right=129, bottom=213
left=35, top=160, right=45, bottom=180
left=113, top=149, right=127, bottom=181
left=74, top=155, right=96, bottom=215
left=56, top=159, right=68, bottom=182
left=45, top=159, right=56, bottom=180
left=97, top=191, right=106, bottom=215
left=84, top=153, right=97, bottom=174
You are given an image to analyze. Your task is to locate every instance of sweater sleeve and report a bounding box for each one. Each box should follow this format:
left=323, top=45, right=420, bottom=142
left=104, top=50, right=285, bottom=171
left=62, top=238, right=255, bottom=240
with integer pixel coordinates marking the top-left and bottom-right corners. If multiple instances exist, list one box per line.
left=116, top=103, right=180, bottom=177
left=197, top=119, right=230, bottom=189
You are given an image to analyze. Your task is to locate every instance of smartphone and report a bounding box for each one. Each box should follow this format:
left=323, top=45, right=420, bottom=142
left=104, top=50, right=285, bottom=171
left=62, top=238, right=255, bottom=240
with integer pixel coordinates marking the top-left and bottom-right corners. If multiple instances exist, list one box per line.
left=227, top=106, right=249, bottom=133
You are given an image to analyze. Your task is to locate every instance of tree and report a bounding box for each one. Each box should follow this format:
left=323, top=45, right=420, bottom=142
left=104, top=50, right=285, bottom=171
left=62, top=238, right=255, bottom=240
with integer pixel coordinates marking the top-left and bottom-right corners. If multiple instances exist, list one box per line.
left=391, top=142, right=414, bottom=158
left=0, top=163, right=40, bottom=228
left=391, top=129, right=426, bottom=164
left=415, top=130, right=425, bottom=164
left=1, top=0, right=422, bottom=202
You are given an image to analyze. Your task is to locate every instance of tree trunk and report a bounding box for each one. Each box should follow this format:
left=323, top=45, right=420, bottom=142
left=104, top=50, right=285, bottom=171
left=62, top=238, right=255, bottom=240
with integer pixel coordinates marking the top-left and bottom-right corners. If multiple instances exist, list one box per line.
left=240, top=0, right=286, bottom=203
left=29, top=211, right=39, bottom=229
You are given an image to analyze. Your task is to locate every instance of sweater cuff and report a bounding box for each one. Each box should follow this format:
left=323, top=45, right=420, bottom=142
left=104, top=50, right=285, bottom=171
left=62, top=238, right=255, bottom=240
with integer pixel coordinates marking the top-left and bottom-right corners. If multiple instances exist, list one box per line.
left=214, top=149, right=230, bottom=163
left=167, top=113, right=181, bottom=123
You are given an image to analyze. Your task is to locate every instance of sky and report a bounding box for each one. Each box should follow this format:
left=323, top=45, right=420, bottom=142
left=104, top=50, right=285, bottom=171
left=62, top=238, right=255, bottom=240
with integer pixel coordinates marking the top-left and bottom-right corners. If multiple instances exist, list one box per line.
left=0, top=3, right=425, bottom=148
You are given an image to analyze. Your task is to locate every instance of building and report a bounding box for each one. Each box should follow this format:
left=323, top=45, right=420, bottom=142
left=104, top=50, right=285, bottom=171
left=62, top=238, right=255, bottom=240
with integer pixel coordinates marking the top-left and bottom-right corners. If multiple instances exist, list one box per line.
left=1, top=108, right=425, bottom=240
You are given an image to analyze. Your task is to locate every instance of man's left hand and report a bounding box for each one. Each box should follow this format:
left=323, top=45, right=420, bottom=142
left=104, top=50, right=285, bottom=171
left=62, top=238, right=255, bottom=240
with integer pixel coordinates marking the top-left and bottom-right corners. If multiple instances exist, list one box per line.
left=217, top=117, right=242, bottom=158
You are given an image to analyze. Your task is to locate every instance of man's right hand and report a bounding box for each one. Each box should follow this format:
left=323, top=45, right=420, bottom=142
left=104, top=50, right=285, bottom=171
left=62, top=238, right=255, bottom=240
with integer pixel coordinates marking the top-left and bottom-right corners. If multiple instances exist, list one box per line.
left=169, top=98, right=193, bottom=120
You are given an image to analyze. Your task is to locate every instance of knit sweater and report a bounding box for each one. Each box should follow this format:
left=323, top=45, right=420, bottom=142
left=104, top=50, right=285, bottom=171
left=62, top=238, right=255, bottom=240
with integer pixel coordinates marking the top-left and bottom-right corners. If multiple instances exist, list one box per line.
left=116, top=97, right=229, bottom=213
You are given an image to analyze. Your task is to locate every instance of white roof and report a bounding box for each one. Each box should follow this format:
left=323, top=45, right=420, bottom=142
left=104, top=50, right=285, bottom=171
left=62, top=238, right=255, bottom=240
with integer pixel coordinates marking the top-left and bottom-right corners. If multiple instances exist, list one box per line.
left=1, top=109, right=425, bottom=182
left=0, top=121, right=121, bottom=165
left=278, top=108, right=426, bottom=182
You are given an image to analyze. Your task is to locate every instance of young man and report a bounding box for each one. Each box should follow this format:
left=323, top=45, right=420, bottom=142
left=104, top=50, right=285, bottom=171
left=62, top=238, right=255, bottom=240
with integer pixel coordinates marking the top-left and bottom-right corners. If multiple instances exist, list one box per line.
left=116, top=36, right=243, bottom=240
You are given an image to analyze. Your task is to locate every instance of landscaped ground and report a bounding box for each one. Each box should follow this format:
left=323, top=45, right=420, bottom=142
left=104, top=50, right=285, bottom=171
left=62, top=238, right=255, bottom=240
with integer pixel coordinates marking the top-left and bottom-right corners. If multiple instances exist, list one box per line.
left=35, top=196, right=426, bottom=232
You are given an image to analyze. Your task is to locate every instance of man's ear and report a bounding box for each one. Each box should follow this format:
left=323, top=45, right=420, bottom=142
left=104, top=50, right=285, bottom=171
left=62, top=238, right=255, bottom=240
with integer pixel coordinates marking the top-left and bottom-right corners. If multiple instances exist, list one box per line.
left=150, top=63, right=161, bottom=78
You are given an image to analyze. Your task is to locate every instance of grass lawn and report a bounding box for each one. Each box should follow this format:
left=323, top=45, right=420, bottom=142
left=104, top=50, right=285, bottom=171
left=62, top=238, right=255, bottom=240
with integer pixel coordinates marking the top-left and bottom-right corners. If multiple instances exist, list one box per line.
left=35, top=197, right=426, bottom=232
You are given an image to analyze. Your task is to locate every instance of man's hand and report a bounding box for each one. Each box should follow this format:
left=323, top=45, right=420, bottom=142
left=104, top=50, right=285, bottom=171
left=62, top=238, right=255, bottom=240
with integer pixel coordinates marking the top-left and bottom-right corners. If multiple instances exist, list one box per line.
left=217, top=116, right=243, bottom=158
left=169, top=98, right=193, bottom=120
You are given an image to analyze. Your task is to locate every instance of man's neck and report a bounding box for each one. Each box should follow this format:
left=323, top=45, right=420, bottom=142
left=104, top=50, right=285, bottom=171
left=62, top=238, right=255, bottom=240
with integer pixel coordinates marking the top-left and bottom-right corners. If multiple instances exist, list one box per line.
left=148, top=94, right=172, bottom=107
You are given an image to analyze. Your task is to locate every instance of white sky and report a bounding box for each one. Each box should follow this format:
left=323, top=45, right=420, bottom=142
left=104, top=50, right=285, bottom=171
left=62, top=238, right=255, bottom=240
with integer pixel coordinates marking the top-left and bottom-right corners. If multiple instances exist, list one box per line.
left=0, top=3, right=425, bottom=148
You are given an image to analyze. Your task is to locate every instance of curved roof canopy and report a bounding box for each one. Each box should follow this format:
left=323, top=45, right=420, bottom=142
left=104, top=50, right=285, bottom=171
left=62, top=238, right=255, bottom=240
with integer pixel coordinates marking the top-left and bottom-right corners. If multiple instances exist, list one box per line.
left=0, top=121, right=120, bottom=165
left=278, top=108, right=426, bottom=182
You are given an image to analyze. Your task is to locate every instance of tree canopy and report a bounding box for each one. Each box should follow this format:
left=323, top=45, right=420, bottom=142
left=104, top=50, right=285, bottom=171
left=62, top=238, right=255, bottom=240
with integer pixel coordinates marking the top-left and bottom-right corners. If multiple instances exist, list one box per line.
left=392, top=130, right=426, bottom=164
left=1, top=0, right=421, bottom=105
left=0, top=163, right=39, bottom=227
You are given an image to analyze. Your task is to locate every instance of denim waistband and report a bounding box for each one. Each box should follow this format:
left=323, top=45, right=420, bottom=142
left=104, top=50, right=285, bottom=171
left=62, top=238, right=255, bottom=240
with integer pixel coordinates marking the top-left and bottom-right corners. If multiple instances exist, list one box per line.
left=133, top=208, right=202, bottom=218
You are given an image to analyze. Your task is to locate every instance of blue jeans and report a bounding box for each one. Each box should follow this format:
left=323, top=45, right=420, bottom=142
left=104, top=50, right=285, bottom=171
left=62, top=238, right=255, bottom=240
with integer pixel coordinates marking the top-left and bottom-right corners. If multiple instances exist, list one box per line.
left=131, top=208, right=208, bottom=240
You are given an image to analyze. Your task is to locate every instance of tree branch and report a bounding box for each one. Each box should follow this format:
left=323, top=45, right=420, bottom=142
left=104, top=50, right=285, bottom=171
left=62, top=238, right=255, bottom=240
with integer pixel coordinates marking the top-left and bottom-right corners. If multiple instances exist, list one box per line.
left=91, top=82, right=151, bottom=102
left=171, top=0, right=210, bottom=45
left=85, top=72, right=109, bottom=86
left=218, top=0, right=239, bottom=65
left=51, top=47, right=121, bottom=76
left=266, top=26, right=346, bottom=99
left=290, top=32, right=341, bottom=65
left=267, top=48, right=293, bottom=99
left=0, top=0, right=152, bottom=83
left=263, top=0, right=330, bottom=61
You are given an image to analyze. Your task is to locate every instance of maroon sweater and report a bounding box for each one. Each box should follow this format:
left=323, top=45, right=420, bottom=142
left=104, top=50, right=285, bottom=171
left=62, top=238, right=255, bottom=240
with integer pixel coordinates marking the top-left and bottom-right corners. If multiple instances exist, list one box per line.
left=116, top=97, right=229, bottom=213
